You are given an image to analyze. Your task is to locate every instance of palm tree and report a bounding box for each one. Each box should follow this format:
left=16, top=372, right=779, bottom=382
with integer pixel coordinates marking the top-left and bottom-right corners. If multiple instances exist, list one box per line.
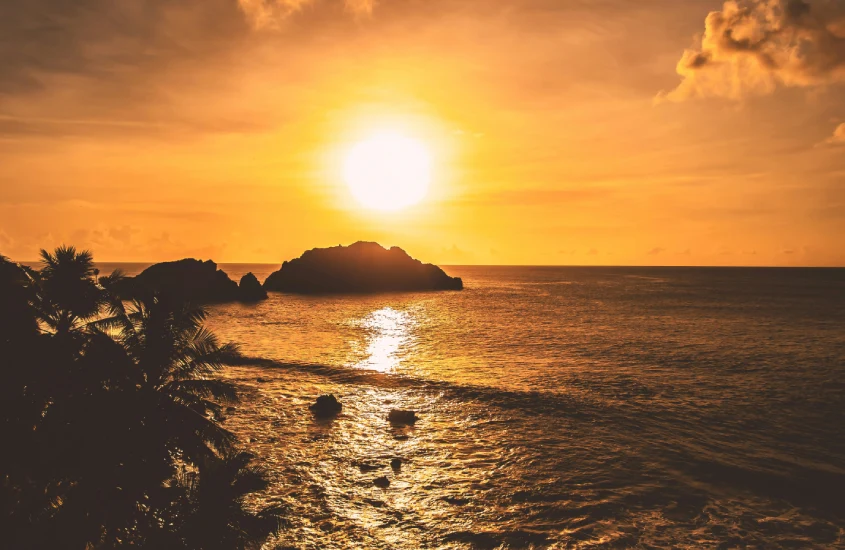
left=30, top=294, right=248, bottom=549
left=35, top=245, right=108, bottom=334
left=3, top=247, right=283, bottom=548
left=93, top=294, right=242, bottom=463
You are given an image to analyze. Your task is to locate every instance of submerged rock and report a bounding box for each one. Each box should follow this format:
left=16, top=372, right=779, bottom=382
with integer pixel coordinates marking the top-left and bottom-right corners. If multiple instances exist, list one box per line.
left=263, top=241, right=463, bottom=294
left=111, top=258, right=239, bottom=303
left=238, top=272, right=268, bottom=302
left=441, top=496, right=470, bottom=506
left=373, top=476, right=391, bottom=489
left=310, top=394, right=342, bottom=418
left=388, top=409, right=418, bottom=425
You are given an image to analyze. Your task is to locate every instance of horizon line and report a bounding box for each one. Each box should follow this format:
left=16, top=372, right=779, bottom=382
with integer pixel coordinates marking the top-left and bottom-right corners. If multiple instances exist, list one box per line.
left=11, top=259, right=845, bottom=269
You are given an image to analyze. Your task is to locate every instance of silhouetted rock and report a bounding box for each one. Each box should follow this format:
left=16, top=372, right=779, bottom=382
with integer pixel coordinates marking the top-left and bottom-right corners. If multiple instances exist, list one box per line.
left=238, top=272, right=267, bottom=302
left=113, top=259, right=239, bottom=303
left=373, top=476, right=391, bottom=489
left=390, top=458, right=403, bottom=471
left=388, top=410, right=418, bottom=425
left=263, top=241, right=463, bottom=294
left=441, top=496, right=470, bottom=506
left=310, top=394, right=342, bottom=418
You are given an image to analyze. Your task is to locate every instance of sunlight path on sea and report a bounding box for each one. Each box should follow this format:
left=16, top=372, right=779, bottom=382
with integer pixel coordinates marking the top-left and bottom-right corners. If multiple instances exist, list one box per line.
left=349, top=307, right=417, bottom=373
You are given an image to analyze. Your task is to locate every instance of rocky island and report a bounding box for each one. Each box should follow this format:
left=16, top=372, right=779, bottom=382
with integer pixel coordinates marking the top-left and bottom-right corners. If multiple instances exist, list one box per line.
left=110, top=259, right=266, bottom=303
left=263, top=241, right=463, bottom=294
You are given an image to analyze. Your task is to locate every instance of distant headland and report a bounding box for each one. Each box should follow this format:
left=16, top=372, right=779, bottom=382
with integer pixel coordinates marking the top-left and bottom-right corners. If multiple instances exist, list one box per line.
left=108, top=242, right=462, bottom=302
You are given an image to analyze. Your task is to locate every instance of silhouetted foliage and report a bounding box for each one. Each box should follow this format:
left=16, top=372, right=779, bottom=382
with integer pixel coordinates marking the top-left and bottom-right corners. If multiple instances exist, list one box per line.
left=0, top=247, right=282, bottom=549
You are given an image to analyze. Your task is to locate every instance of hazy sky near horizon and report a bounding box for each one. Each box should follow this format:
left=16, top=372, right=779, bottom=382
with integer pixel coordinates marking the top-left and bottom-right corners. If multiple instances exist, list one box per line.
left=1, top=0, right=845, bottom=266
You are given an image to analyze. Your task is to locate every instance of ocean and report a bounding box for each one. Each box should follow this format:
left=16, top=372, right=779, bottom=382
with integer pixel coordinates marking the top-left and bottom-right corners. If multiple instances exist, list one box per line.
left=96, top=263, right=845, bottom=548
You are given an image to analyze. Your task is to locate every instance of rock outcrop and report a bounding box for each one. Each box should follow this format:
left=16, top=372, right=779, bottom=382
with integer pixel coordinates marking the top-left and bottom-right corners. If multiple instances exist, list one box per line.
left=108, top=259, right=270, bottom=303
left=388, top=410, right=418, bottom=426
left=310, top=394, right=342, bottom=419
left=263, top=241, right=463, bottom=294
left=238, top=272, right=268, bottom=302
left=112, top=259, right=240, bottom=303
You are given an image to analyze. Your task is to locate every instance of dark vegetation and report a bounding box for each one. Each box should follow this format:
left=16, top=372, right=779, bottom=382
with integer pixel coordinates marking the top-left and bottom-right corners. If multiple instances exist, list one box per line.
left=0, top=247, right=282, bottom=550
left=263, top=241, right=463, bottom=293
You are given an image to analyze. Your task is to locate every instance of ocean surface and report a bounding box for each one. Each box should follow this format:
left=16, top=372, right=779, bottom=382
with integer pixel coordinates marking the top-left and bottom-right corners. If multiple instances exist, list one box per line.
left=97, top=263, right=845, bottom=548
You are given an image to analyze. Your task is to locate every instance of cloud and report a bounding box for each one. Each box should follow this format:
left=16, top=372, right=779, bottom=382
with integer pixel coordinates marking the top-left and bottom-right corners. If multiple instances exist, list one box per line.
left=237, top=0, right=373, bottom=28
left=661, top=0, right=845, bottom=101
left=822, top=122, right=845, bottom=145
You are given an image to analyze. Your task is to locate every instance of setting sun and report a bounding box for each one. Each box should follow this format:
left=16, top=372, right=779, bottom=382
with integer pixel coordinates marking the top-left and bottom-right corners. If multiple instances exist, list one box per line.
left=342, top=131, right=431, bottom=211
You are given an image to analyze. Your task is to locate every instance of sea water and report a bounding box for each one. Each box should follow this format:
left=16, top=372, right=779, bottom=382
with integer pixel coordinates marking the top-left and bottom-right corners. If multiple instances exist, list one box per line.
left=98, top=264, right=845, bottom=548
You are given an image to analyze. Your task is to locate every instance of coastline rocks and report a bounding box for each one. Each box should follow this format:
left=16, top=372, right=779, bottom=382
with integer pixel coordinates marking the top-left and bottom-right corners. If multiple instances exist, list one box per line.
left=263, top=241, right=463, bottom=294
left=388, top=409, right=418, bottom=425
left=108, top=259, right=269, bottom=303
left=310, top=394, right=342, bottom=419
left=238, top=272, right=268, bottom=302
left=113, top=258, right=240, bottom=303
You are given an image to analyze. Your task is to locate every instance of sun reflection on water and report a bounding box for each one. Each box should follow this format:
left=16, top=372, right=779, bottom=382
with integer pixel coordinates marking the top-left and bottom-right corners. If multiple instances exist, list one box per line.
left=352, top=307, right=416, bottom=373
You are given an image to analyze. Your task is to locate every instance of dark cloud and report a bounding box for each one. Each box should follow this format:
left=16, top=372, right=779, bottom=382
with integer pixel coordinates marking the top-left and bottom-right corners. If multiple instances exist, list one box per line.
left=661, top=0, right=845, bottom=101
left=0, top=0, right=259, bottom=138
left=0, top=0, right=249, bottom=93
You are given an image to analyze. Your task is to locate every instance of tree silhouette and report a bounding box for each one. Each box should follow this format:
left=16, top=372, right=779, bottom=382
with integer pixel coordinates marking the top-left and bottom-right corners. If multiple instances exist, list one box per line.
left=1, top=247, right=282, bottom=549
left=177, top=451, right=284, bottom=550
left=35, top=245, right=107, bottom=334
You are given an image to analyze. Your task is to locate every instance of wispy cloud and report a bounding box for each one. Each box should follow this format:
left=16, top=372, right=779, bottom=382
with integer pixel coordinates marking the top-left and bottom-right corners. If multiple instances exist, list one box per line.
left=237, top=0, right=374, bottom=28
left=821, top=122, right=845, bottom=146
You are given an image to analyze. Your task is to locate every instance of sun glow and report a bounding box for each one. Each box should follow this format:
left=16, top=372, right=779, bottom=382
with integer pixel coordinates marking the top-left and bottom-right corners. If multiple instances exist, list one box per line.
left=342, top=131, right=431, bottom=211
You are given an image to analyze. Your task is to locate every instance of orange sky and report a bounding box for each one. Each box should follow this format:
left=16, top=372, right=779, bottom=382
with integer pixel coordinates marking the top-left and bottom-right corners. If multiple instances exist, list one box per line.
left=1, top=0, right=844, bottom=266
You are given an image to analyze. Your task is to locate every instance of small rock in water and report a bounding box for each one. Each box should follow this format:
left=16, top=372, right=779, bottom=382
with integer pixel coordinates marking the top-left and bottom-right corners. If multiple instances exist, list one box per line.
left=356, top=462, right=382, bottom=472
left=390, top=458, right=403, bottom=471
left=256, top=377, right=269, bottom=383
left=225, top=406, right=236, bottom=413
left=318, top=521, right=335, bottom=533
left=310, top=394, right=342, bottom=418
left=441, top=496, right=470, bottom=506
left=373, top=476, right=391, bottom=489
left=388, top=409, right=418, bottom=425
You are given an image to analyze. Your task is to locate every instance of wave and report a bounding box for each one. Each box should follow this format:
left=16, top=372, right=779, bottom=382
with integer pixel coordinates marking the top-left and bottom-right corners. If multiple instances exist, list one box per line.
left=233, top=355, right=845, bottom=518
left=235, top=356, right=595, bottom=418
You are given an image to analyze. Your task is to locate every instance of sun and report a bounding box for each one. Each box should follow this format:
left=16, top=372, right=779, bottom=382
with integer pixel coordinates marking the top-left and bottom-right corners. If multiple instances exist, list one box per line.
left=343, top=131, right=431, bottom=211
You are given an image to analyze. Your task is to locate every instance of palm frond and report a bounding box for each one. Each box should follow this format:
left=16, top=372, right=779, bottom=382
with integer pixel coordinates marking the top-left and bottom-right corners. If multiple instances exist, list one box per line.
left=163, top=379, right=238, bottom=403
